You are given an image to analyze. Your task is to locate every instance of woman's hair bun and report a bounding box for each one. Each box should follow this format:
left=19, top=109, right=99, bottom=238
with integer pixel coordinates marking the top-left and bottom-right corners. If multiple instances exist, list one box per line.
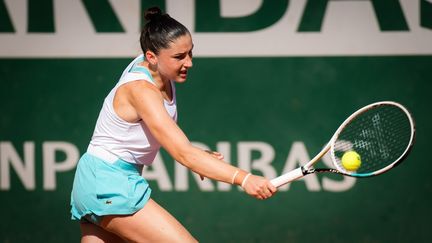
left=144, top=6, right=163, bottom=22
left=140, top=6, right=189, bottom=54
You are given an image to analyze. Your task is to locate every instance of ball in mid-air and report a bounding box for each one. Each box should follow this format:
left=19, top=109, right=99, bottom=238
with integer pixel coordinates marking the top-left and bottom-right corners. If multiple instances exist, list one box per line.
left=341, top=151, right=361, bottom=171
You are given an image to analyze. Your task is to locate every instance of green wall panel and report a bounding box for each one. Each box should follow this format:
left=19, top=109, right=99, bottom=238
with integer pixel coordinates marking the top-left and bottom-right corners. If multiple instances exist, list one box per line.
left=0, top=56, right=430, bottom=242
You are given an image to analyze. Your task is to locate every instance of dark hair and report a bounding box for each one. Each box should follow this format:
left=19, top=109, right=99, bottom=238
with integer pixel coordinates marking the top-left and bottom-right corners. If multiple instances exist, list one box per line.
left=140, top=7, right=190, bottom=55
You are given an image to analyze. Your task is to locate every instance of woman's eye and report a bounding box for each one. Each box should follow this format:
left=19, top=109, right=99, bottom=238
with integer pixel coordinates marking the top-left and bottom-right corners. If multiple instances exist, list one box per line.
left=174, top=51, right=192, bottom=60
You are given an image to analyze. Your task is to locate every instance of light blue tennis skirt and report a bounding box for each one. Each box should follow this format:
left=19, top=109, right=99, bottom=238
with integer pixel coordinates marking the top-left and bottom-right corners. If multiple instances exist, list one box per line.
left=70, top=153, right=151, bottom=224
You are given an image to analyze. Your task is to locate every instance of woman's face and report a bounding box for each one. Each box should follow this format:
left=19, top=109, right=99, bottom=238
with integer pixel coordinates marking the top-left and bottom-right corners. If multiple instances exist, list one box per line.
left=156, top=34, right=193, bottom=83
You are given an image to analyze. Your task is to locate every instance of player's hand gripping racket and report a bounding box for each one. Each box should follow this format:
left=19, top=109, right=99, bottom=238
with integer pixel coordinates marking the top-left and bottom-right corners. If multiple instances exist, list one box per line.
left=271, top=101, right=416, bottom=188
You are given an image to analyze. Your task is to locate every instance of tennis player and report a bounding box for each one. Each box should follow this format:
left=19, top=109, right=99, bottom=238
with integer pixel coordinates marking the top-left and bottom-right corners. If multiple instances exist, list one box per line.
left=70, top=6, right=277, bottom=242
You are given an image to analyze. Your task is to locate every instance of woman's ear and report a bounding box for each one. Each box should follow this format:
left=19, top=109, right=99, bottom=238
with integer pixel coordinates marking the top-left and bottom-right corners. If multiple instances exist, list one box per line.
left=145, top=50, right=158, bottom=66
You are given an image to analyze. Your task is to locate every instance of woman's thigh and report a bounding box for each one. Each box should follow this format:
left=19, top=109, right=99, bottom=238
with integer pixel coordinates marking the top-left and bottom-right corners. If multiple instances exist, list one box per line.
left=100, top=199, right=197, bottom=243
left=80, top=222, right=126, bottom=243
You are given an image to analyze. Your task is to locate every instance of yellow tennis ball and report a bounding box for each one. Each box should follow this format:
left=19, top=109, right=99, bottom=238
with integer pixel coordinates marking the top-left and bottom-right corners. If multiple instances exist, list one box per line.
left=341, top=151, right=361, bottom=171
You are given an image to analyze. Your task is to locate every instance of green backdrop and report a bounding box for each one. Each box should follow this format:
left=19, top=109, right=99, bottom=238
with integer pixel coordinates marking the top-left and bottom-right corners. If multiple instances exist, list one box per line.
left=1, top=0, right=432, bottom=242
left=0, top=57, right=430, bottom=242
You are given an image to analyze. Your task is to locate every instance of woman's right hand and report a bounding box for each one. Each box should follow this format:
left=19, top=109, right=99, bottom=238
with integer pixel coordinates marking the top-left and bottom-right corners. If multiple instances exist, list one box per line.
left=241, top=174, right=277, bottom=200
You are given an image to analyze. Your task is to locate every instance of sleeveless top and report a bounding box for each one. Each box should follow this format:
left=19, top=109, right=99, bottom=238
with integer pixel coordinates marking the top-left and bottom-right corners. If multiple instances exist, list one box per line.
left=89, top=55, right=177, bottom=165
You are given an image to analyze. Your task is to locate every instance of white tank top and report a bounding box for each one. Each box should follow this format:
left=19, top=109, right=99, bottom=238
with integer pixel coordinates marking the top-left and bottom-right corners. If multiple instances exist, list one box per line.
left=89, top=55, right=177, bottom=165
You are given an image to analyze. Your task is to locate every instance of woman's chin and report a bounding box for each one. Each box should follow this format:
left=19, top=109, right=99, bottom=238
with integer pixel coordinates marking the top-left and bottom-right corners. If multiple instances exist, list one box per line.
left=175, top=75, right=188, bottom=82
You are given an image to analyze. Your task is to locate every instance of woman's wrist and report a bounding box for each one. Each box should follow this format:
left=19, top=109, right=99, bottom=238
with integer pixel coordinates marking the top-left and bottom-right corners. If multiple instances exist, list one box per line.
left=231, top=170, right=239, bottom=184
left=241, top=173, right=252, bottom=188
left=233, top=170, right=250, bottom=186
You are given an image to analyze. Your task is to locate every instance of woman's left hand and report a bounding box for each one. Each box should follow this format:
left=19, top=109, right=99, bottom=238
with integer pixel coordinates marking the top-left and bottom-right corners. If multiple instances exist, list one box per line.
left=196, top=150, right=224, bottom=180
left=205, top=150, right=224, bottom=160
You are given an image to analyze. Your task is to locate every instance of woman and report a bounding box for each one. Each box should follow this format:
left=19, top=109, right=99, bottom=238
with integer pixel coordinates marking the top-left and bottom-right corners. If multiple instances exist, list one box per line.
left=70, top=7, right=277, bottom=242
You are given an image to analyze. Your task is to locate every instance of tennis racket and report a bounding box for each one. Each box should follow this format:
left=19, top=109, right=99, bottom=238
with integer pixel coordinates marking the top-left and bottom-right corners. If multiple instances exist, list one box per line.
left=271, top=101, right=416, bottom=188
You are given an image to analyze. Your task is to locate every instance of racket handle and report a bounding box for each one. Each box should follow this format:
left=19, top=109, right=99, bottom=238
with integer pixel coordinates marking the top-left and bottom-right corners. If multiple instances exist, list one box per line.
left=270, top=167, right=305, bottom=188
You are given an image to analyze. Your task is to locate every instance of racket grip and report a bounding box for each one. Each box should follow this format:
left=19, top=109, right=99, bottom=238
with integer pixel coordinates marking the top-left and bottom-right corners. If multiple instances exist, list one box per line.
left=270, top=167, right=305, bottom=188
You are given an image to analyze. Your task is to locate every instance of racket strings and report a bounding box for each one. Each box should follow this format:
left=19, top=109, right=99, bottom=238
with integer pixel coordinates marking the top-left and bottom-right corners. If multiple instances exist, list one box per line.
left=333, top=105, right=412, bottom=174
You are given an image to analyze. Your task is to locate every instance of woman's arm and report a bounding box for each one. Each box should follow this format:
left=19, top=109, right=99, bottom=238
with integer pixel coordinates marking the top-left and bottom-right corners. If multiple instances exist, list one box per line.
left=120, top=81, right=276, bottom=199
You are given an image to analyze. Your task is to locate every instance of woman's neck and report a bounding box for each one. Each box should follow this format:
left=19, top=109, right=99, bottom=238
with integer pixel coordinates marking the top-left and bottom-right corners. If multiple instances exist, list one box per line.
left=142, top=61, right=172, bottom=101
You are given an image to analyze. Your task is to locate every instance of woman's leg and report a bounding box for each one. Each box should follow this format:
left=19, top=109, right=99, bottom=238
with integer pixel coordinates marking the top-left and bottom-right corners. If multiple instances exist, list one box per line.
left=80, top=222, right=126, bottom=243
left=100, top=199, right=197, bottom=243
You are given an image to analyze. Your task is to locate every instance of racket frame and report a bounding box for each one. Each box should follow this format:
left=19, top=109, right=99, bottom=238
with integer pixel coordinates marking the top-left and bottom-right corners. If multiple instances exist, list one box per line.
left=270, top=101, right=416, bottom=187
